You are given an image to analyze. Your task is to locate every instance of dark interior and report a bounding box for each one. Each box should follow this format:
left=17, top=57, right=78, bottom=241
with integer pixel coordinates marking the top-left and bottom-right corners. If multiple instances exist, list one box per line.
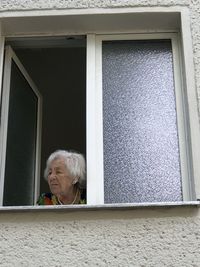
left=6, top=36, right=86, bottom=194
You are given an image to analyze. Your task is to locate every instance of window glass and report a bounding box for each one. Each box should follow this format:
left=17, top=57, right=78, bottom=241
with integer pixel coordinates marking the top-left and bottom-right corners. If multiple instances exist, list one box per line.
left=3, top=60, right=38, bottom=206
left=103, top=40, right=182, bottom=203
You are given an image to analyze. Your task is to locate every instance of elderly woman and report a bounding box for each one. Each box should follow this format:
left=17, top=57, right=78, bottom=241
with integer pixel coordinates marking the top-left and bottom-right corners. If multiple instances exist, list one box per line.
left=37, top=150, right=86, bottom=205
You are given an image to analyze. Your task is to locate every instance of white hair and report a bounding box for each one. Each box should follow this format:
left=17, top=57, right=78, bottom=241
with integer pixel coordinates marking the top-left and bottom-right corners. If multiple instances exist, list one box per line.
left=44, top=150, right=86, bottom=189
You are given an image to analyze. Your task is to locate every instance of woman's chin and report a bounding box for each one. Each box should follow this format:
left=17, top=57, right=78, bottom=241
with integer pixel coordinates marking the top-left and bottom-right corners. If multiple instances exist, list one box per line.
left=50, top=188, right=60, bottom=196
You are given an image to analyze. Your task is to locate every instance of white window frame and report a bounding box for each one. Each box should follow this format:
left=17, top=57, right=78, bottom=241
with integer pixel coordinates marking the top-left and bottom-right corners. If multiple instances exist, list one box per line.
left=0, top=8, right=199, bottom=208
left=87, top=33, right=195, bottom=205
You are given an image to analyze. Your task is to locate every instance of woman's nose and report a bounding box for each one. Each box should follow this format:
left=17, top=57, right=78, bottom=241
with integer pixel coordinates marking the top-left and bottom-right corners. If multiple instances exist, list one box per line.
left=49, top=172, right=56, bottom=180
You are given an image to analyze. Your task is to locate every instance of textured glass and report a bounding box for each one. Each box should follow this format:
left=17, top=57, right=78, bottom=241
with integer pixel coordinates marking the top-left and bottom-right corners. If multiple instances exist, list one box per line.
left=103, top=40, right=182, bottom=203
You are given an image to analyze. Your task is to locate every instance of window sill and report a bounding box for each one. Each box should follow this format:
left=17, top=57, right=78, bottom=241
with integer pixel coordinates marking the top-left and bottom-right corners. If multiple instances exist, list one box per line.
left=0, top=201, right=199, bottom=212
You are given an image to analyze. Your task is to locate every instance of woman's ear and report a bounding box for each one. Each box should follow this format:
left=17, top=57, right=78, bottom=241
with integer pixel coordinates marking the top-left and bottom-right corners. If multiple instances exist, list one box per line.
left=72, top=178, right=78, bottom=185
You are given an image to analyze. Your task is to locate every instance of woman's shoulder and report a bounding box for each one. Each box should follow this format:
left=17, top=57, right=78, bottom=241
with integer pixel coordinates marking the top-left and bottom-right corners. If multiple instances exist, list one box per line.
left=37, top=193, right=59, bottom=205
left=79, top=198, right=86, bottom=204
left=80, top=189, right=86, bottom=204
left=37, top=191, right=87, bottom=205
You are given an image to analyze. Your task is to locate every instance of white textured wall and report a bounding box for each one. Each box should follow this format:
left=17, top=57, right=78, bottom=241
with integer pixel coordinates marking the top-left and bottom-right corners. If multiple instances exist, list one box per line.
left=0, top=207, right=200, bottom=266
left=1, top=1, right=200, bottom=266
left=0, top=0, right=192, bottom=10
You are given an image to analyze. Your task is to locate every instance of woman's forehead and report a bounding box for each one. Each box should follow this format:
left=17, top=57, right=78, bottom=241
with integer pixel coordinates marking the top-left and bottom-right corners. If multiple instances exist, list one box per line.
left=50, top=157, right=66, bottom=168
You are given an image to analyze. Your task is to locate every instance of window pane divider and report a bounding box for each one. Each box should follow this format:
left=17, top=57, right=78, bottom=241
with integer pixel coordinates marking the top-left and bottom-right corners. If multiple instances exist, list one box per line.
left=87, top=34, right=104, bottom=205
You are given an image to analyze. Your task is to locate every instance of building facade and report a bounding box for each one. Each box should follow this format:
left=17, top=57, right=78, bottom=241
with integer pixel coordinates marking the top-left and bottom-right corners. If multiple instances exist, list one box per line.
left=0, top=0, right=200, bottom=266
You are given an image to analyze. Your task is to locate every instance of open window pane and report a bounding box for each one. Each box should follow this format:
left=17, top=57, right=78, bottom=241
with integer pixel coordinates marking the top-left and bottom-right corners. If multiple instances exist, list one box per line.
left=3, top=60, right=38, bottom=206
left=103, top=40, right=182, bottom=203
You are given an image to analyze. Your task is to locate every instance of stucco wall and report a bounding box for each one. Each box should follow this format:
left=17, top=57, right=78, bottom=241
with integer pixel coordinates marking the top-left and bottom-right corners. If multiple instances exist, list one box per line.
left=0, top=1, right=200, bottom=266
left=1, top=207, right=200, bottom=266
left=0, top=0, right=192, bottom=10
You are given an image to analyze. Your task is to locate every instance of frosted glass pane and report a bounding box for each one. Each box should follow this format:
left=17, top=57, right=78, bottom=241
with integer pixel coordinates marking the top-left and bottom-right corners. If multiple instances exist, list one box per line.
left=103, top=40, right=182, bottom=203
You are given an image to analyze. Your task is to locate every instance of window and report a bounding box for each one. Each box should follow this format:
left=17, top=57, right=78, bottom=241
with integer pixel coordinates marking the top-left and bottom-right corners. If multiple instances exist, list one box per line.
left=102, top=36, right=183, bottom=203
left=87, top=33, right=195, bottom=205
left=0, top=9, right=199, bottom=207
left=0, top=46, right=42, bottom=206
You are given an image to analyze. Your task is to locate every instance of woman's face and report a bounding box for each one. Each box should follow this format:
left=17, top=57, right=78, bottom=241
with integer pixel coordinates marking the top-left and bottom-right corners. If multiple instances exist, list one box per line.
left=47, top=157, right=74, bottom=197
